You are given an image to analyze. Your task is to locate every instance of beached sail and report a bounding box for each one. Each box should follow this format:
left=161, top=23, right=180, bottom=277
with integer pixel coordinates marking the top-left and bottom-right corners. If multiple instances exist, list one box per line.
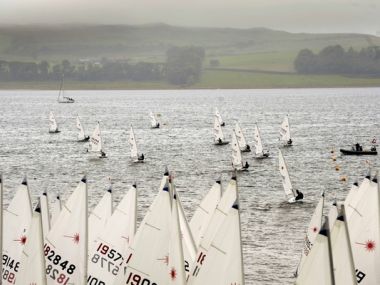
left=44, top=176, right=88, bottom=284
left=330, top=205, right=356, bottom=285
left=87, top=184, right=137, bottom=285
left=168, top=190, right=187, bottom=285
left=254, top=123, right=269, bottom=158
left=280, top=115, right=292, bottom=146
left=296, top=218, right=335, bottom=285
left=76, top=115, right=90, bottom=141
left=344, top=173, right=370, bottom=220
left=16, top=202, right=47, bottom=285
left=189, top=180, right=222, bottom=248
left=346, top=174, right=379, bottom=285
left=188, top=176, right=238, bottom=283
left=57, top=74, right=74, bottom=103
left=117, top=178, right=171, bottom=285
left=296, top=192, right=324, bottom=275
left=2, top=177, right=33, bottom=285
left=231, top=131, right=249, bottom=171
left=88, top=122, right=107, bottom=158
left=40, top=191, right=50, bottom=239
left=234, top=122, right=250, bottom=152
left=278, top=149, right=302, bottom=203
left=129, top=125, right=144, bottom=162
left=188, top=199, right=244, bottom=285
left=88, top=185, right=112, bottom=246
left=150, top=111, right=160, bottom=128
left=49, top=111, right=60, bottom=133
left=214, top=116, right=228, bottom=145
left=215, top=107, right=225, bottom=126
left=50, top=193, right=61, bottom=227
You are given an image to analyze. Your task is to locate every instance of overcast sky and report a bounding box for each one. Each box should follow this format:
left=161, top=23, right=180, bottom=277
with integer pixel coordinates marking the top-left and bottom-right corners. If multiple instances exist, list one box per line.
left=1, top=0, right=379, bottom=34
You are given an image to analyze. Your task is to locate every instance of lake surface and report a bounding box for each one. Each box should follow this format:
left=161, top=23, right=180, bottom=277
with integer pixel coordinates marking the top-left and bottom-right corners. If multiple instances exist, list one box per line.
left=0, top=88, right=379, bottom=284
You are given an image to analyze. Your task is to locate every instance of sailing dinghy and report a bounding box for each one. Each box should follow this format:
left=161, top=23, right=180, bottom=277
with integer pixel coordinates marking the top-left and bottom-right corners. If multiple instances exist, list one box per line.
left=254, top=123, right=269, bottom=158
left=76, top=115, right=90, bottom=142
left=88, top=122, right=107, bottom=158
left=278, top=149, right=303, bottom=203
left=48, top=111, right=60, bottom=133
left=234, top=122, right=251, bottom=152
left=215, top=107, right=225, bottom=126
left=150, top=111, right=160, bottom=128
left=57, top=74, right=74, bottom=103
left=280, top=115, right=292, bottom=146
left=214, top=116, right=229, bottom=145
left=129, top=125, right=144, bottom=162
left=231, top=131, right=249, bottom=171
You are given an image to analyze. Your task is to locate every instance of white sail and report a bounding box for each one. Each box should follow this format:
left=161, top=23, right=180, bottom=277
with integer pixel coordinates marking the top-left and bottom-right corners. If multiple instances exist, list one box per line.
left=57, top=74, right=74, bottom=103
left=278, top=149, right=296, bottom=199
left=296, top=219, right=335, bottom=285
left=0, top=174, right=2, bottom=278
left=117, top=178, right=171, bottom=285
left=189, top=200, right=244, bottom=285
left=49, top=111, right=58, bottom=132
left=188, top=177, right=238, bottom=283
left=190, top=180, right=222, bottom=248
left=50, top=193, right=61, bottom=227
left=2, top=177, right=33, bottom=285
left=88, top=185, right=112, bottom=246
left=213, top=116, right=225, bottom=143
left=76, top=115, right=86, bottom=141
left=330, top=205, right=357, bottom=285
left=234, top=122, right=248, bottom=150
left=88, top=184, right=137, bottom=285
left=346, top=175, right=380, bottom=285
left=280, top=115, right=291, bottom=143
left=344, top=175, right=370, bottom=220
left=40, top=191, right=50, bottom=239
left=297, top=192, right=324, bottom=274
left=214, top=107, right=224, bottom=126
left=150, top=111, right=159, bottom=128
left=44, top=176, right=88, bottom=284
left=129, top=125, right=139, bottom=160
left=89, top=122, right=103, bottom=153
left=254, top=123, right=264, bottom=155
left=16, top=203, right=47, bottom=285
left=168, top=190, right=186, bottom=285
left=231, top=131, right=243, bottom=170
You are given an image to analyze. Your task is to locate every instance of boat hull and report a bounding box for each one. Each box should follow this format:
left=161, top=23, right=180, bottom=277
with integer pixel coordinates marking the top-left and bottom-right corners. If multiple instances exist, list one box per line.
left=215, top=141, right=229, bottom=145
left=340, top=149, right=377, bottom=155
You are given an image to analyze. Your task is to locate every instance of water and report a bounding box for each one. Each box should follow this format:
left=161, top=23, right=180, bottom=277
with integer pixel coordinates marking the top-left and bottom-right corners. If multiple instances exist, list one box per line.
left=0, top=88, right=379, bottom=284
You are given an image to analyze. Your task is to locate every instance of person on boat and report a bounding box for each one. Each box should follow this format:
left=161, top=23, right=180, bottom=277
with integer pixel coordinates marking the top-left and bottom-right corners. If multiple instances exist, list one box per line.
left=287, top=139, right=293, bottom=145
left=138, top=153, right=144, bottom=161
left=295, top=189, right=304, bottom=201
left=100, top=150, right=106, bottom=157
left=245, top=145, right=251, bottom=151
left=371, top=145, right=377, bottom=152
left=243, top=161, right=249, bottom=169
left=156, top=122, right=160, bottom=128
left=218, top=138, right=222, bottom=144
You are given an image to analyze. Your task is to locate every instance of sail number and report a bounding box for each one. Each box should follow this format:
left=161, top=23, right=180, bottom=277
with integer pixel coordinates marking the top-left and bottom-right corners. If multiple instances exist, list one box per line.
left=125, top=272, right=157, bottom=285
left=2, top=255, right=19, bottom=284
left=96, top=243, right=124, bottom=263
left=356, top=269, right=366, bottom=283
left=2, top=267, right=16, bottom=284
left=191, top=252, right=206, bottom=277
left=44, top=243, right=76, bottom=284
left=2, top=255, right=19, bottom=273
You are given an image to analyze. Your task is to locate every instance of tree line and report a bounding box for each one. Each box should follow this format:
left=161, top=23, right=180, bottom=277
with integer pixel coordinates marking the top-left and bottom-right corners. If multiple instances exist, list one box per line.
left=294, top=45, right=380, bottom=76
left=0, top=46, right=205, bottom=85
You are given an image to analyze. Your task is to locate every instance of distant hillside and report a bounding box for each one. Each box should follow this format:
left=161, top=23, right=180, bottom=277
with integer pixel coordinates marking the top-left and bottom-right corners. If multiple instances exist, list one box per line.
left=0, top=24, right=379, bottom=61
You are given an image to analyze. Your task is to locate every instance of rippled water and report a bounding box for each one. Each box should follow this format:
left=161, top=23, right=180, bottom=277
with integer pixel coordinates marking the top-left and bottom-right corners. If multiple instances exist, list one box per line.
left=0, top=88, right=379, bottom=284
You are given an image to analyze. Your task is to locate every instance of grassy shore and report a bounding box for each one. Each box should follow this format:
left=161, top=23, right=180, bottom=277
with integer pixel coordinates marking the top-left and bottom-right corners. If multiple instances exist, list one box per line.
left=1, top=70, right=379, bottom=90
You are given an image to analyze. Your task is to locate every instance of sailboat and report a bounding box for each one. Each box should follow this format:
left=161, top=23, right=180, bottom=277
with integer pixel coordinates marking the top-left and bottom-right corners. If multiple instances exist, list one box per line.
left=278, top=149, right=303, bottom=203
left=254, top=123, right=269, bottom=158
left=231, top=131, right=249, bottom=171
left=76, top=115, right=90, bottom=142
left=214, top=117, right=229, bottom=145
left=234, top=122, right=251, bottom=152
left=150, top=111, right=160, bottom=128
left=88, top=122, right=107, bottom=158
left=280, top=115, right=292, bottom=146
left=50, top=193, right=61, bottom=227
left=215, top=107, right=225, bottom=126
left=129, top=125, right=144, bottom=162
left=48, top=111, right=60, bottom=133
left=57, top=74, right=75, bottom=103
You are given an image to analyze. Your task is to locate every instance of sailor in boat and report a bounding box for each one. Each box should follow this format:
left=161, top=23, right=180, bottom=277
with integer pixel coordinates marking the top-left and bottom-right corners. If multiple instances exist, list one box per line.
left=221, top=122, right=225, bottom=127
left=353, top=143, right=363, bottom=151
left=218, top=138, right=223, bottom=144
left=100, top=150, right=107, bottom=158
left=287, top=138, right=293, bottom=145
left=295, top=189, right=304, bottom=201
left=245, top=145, right=251, bottom=152
left=138, top=153, right=145, bottom=161
left=243, top=161, right=249, bottom=170
left=156, top=122, right=160, bottom=128
left=371, top=145, right=377, bottom=152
